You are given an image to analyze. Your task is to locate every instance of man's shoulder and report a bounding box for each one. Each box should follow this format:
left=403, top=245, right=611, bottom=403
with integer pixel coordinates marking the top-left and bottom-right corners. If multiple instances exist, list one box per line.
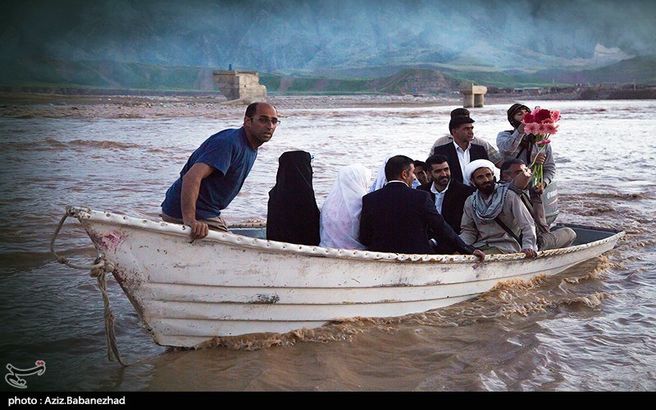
left=463, top=194, right=475, bottom=207
left=432, top=135, right=452, bottom=147
left=208, top=127, right=243, bottom=142
left=451, top=180, right=475, bottom=194
left=472, top=136, right=492, bottom=148
left=408, top=185, right=432, bottom=201
left=432, top=143, right=454, bottom=154
left=418, top=182, right=432, bottom=192
left=362, top=188, right=383, bottom=202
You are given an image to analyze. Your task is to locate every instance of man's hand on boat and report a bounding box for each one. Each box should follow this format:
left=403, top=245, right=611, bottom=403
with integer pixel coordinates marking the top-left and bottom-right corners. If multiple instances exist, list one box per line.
left=473, top=249, right=485, bottom=262
left=184, top=218, right=209, bottom=240
left=521, top=248, right=537, bottom=258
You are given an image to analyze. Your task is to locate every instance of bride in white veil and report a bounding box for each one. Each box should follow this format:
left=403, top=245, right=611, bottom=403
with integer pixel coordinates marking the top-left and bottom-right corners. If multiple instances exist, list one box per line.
left=320, top=165, right=372, bottom=250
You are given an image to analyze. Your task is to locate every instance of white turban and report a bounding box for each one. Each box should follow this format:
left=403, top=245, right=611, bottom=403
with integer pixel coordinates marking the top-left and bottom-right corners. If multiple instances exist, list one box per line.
left=464, top=159, right=497, bottom=185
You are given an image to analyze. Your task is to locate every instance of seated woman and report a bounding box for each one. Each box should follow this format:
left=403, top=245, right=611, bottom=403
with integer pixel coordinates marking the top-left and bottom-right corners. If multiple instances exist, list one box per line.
left=266, top=150, right=320, bottom=246
left=320, top=165, right=371, bottom=250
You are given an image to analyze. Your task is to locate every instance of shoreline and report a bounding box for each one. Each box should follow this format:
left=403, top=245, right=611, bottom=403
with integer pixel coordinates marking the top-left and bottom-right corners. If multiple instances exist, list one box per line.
left=0, top=90, right=641, bottom=120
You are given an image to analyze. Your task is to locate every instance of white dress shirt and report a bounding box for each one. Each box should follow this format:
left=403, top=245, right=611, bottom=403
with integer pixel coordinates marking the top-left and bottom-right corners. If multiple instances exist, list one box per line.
left=430, top=181, right=450, bottom=214
left=453, top=141, right=471, bottom=185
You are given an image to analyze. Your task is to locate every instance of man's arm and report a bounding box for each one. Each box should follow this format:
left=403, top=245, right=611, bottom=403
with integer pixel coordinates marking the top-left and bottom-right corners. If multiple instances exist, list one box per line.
left=458, top=198, right=479, bottom=246
left=474, top=137, right=503, bottom=167
left=542, top=145, right=556, bottom=186
left=496, top=127, right=524, bottom=157
left=181, top=162, right=214, bottom=240
left=508, top=192, right=538, bottom=253
left=423, top=195, right=484, bottom=261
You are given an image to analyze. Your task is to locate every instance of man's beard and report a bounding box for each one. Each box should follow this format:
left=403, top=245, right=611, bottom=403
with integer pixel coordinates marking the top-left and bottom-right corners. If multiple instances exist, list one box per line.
left=478, top=181, right=495, bottom=195
left=436, top=176, right=449, bottom=189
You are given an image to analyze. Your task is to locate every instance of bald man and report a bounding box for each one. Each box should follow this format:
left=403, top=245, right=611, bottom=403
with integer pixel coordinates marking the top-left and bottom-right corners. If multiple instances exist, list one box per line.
left=162, top=102, right=279, bottom=239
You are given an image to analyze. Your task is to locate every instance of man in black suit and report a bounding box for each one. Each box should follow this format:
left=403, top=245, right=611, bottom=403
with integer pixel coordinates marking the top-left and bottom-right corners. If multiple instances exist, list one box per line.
left=431, top=116, right=489, bottom=185
left=418, top=154, right=475, bottom=235
left=359, top=155, right=485, bottom=260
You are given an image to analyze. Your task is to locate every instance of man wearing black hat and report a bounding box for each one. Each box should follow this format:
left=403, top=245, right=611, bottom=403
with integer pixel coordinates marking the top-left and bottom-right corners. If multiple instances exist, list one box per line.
left=431, top=116, right=490, bottom=185
left=429, top=108, right=503, bottom=166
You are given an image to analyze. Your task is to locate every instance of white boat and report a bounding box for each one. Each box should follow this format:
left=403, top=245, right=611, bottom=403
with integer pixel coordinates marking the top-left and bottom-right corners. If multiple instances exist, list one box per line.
left=54, top=206, right=624, bottom=348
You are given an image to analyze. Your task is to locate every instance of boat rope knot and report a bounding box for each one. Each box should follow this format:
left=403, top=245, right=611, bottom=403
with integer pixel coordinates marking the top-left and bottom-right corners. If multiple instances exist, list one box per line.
left=90, top=262, right=127, bottom=367
left=51, top=208, right=127, bottom=366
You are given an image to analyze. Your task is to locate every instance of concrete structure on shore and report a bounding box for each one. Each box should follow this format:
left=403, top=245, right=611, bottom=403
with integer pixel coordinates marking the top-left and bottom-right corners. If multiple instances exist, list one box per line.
left=213, top=70, right=267, bottom=103
left=461, top=84, right=487, bottom=108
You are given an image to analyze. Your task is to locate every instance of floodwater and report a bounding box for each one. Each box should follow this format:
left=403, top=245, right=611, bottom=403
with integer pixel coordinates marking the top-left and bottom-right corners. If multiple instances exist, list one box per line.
left=0, top=98, right=654, bottom=391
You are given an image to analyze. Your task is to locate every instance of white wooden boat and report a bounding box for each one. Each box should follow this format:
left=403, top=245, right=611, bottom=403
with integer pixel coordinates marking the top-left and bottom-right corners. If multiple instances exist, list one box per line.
left=55, top=206, right=623, bottom=348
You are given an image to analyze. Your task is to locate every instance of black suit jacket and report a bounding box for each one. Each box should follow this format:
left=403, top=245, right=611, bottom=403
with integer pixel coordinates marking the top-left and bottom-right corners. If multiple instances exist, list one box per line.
left=418, top=180, right=475, bottom=234
left=431, top=142, right=488, bottom=184
left=359, top=182, right=476, bottom=255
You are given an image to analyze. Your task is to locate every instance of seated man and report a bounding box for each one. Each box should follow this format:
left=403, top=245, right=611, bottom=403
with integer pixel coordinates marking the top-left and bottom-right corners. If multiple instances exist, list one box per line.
left=431, top=116, right=489, bottom=185
left=413, top=160, right=431, bottom=187
left=460, top=159, right=538, bottom=257
left=359, top=155, right=485, bottom=261
left=418, top=154, right=474, bottom=235
left=500, top=159, right=576, bottom=250
left=429, top=108, right=503, bottom=167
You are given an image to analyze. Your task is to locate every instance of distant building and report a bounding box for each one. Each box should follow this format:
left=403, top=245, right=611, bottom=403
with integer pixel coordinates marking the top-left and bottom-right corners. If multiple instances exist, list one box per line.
left=512, top=87, right=543, bottom=95
left=213, top=70, right=267, bottom=103
left=460, top=83, right=487, bottom=107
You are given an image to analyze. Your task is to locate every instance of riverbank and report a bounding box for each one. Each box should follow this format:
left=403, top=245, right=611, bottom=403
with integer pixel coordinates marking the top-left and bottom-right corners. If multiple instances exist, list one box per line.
left=2, top=89, right=653, bottom=120
left=0, top=91, right=562, bottom=120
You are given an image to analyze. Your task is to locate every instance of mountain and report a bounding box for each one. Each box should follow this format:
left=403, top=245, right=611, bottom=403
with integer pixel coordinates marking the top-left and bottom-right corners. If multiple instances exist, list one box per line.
left=1, top=0, right=654, bottom=91
left=526, top=56, right=656, bottom=85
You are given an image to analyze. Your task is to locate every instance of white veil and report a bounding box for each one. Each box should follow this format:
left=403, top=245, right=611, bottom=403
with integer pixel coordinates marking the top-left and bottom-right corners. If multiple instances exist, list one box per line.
left=369, top=156, right=390, bottom=192
left=320, top=165, right=372, bottom=250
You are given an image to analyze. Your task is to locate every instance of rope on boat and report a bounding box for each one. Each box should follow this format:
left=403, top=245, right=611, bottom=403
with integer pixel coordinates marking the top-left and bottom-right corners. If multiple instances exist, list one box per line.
left=89, top=263, right=126, bottom=366
left=50, top=210, right=105, bottom=270
left=51, top=208, right=127, bottom=367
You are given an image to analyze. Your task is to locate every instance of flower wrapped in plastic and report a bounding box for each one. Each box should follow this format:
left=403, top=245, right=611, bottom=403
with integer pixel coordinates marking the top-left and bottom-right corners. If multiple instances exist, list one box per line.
left=521, top=107, right=560, bottom=188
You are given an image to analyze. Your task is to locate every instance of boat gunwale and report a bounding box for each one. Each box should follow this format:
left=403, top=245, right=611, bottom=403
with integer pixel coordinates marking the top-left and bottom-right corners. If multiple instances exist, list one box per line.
left=68, top=206, right=625, bottom=264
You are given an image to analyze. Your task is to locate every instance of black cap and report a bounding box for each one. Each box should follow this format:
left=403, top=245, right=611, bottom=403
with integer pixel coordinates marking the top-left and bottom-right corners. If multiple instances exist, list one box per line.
left=450, top=108, right=470, bottom=118
left=449, top=116, right=475, bottom=132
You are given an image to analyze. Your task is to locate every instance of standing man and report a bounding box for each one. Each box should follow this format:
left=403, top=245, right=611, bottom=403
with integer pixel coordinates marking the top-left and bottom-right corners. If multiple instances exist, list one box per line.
left=429, top=108, right=503, bottom=167
left=497, top=103, right=555, bottom=232
left=432, top=116, right=489, bottom=185
left=418, top=154, right=475, bottom=235
left=359, top=155, right=485, bottom=261
left=161, top=102, right=279, bottom=240
left=460, top=159, right=538, bottom=257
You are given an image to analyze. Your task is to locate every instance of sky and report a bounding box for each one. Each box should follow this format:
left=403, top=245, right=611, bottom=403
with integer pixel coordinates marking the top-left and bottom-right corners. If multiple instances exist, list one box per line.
left=1, top=0, right=654, bottom=73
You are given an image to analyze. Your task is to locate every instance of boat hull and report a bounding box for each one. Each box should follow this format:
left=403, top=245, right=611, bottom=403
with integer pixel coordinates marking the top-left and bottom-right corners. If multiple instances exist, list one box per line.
left=70, top=207, right=623, bottom=347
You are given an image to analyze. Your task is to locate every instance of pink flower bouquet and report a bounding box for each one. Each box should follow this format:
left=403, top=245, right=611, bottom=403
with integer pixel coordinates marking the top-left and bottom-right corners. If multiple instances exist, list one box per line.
left=521, top=107, right=560, bottom=188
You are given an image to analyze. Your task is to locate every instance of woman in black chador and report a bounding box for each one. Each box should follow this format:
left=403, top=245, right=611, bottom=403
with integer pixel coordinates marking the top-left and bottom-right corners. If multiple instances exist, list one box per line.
left=266, top=150, right=320, bottom=245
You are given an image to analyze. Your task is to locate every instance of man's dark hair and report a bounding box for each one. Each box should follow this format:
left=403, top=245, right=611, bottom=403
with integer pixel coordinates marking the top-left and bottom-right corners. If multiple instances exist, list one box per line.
left=425, top=154, right=449, bottom=168
left=385, top=155, right=414, bottom=181
left=500, top=158, right=526, bottom=179
left=413, top=160, right=427, bottom=170
left=448, top=116, right=475, bottom=133
left=450, top=108, right=470, bottom=118
left=245, top=102, right=260, bottom=118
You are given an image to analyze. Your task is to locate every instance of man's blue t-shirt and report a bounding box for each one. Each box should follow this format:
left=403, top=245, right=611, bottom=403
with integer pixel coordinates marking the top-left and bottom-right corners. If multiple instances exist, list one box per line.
left=161, top=127, right=257, bottom=220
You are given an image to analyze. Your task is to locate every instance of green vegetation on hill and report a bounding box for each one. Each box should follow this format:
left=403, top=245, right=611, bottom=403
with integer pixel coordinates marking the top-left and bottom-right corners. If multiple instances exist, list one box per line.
left=0, top=59, right=218, bottom=91
left=1, top=56, right=654, bottom=95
